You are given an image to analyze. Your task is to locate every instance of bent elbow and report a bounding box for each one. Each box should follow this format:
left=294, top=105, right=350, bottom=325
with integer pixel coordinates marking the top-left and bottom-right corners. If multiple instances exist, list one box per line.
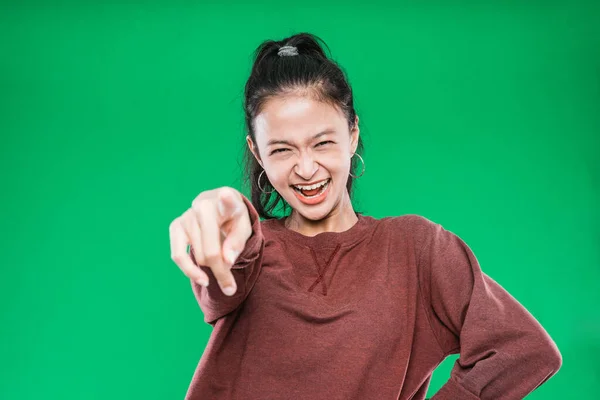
left=547, top=345, right=563, bottom=372
left=537, top=332, right=563, bottom=373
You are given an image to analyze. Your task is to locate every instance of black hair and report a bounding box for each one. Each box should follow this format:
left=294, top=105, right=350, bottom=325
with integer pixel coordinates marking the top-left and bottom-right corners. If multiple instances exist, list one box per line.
left=242, top=32, right=365, bottom=220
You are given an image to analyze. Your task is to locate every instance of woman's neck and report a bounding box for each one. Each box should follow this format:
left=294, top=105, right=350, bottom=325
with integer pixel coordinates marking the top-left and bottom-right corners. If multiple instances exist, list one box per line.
left=284, top=194, right=358, bottom=237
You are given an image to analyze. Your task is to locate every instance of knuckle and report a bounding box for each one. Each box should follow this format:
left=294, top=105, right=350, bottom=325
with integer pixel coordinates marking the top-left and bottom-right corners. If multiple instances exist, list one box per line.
left=180, top=209, right=193, bottom=222
left=190, top=250, right=204, bottom=266
left=220, top=187, right=242, bottom=206
left=203, top=250, right=221, bottom=263
left=169, top=218, right=180, bottom=233
left=171, top=252, right=186, bottom=264
left=191, top=197, right=211, bottom=212
left=182, top=270, right=196, bottom=281
left=220, top=186, right=236, bottom=198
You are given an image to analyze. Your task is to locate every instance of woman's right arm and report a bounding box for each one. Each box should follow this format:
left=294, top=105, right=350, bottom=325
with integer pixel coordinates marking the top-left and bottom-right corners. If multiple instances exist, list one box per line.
left=169, top=187, right=265, bottom=326
left=190, top=194, right=264, bottom=325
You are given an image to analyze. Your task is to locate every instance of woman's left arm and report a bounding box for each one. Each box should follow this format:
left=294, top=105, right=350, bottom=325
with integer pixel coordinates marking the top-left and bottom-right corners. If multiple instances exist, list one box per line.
left=413, top=217, right=562, bottom=400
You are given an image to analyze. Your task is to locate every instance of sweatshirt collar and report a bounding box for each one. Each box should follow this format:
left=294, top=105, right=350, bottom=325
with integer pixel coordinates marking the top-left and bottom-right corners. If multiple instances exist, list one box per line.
left=266, top=213, right=373, bottom=249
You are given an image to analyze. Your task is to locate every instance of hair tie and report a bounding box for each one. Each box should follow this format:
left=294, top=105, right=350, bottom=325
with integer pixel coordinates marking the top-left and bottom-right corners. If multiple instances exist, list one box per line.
left=278, top=45, right=299, bottom=57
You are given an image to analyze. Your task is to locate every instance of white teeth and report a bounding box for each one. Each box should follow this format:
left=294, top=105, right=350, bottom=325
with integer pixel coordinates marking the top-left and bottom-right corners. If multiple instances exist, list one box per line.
left=297, top=179, right=330, bottom=198
left=293, top=179, right=329, bottom=191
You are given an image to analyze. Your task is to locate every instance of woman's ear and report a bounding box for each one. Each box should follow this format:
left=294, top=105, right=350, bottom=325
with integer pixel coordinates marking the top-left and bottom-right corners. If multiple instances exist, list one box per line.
left=246, top=135, right=264, bottom=169
left=350, top=115, right=360, bottom=154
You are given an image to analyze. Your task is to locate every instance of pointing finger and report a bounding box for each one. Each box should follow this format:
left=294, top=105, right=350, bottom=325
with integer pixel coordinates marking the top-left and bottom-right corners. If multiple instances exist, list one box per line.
left=192, top=198, right=238, bottom=296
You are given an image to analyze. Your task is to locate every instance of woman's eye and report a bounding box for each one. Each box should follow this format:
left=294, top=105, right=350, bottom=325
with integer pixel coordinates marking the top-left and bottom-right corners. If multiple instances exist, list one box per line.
left=271, top=141, right=332, bottom=155
left=271, top=148, right=288, bottom=154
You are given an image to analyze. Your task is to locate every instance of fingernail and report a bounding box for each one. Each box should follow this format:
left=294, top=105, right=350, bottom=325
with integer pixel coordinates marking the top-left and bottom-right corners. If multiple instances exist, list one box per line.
left=197, top=279, right=209, bottom=287
left=223, top=285, right=236, bottom=296
left=217, top=200, right=225, bottom=216
left=226, top=249, right=239, bottom=264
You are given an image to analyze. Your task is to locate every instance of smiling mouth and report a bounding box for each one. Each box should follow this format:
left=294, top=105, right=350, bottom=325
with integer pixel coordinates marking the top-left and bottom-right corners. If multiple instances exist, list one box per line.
left=292, top=178, right=331, bottom=197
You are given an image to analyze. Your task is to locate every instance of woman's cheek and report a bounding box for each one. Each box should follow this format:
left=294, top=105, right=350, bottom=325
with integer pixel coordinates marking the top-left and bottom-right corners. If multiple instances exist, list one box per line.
left=268, top=168, right=288, bottom=189
left=326, top=153, right=348, bottom=171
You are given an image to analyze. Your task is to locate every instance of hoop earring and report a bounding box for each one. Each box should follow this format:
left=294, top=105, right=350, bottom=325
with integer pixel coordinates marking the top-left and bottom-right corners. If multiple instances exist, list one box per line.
left=258, top=170, right=276, bottom=194
left=349, top=152, right=365, bottom=178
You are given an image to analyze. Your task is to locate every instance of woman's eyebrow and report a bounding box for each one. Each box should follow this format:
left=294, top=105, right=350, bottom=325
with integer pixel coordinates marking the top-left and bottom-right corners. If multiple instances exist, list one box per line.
left=267, top=129, right=335, bottom=147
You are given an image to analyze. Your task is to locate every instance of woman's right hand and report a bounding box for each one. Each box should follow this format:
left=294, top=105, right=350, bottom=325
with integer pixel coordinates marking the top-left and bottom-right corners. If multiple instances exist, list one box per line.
left=169, top=187, right=253, bottom=296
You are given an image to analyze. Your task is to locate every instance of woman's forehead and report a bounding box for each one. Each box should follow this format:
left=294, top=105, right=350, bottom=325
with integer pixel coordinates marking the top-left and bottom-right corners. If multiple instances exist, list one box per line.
left=254, top=97, right=345, bottom=145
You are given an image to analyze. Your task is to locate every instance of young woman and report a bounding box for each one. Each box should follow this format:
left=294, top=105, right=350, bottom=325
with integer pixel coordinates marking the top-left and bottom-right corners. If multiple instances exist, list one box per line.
left=169, top=32, right=562, bottom=400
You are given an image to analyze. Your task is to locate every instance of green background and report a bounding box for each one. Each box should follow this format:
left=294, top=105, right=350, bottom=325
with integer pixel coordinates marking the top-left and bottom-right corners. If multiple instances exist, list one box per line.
left=1, top=1, right=598, bottom=398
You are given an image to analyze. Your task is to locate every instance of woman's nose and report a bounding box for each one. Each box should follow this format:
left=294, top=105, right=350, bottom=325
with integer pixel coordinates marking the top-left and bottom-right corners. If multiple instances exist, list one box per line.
left=294, top=153, right=319, bottom=179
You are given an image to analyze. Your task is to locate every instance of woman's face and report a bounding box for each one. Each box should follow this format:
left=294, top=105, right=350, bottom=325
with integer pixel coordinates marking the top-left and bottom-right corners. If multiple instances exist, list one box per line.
left=247, top=95, right=359, bottom=220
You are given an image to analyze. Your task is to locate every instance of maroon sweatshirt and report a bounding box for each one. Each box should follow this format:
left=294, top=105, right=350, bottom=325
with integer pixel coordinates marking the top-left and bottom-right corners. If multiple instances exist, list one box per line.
left=185, top=195, right=562, bottom=399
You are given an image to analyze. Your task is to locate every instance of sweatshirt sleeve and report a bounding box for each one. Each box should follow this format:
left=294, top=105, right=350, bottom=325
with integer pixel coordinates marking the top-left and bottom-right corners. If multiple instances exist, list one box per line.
left=189, top=194, right=264, bottom=326
left=413, top=216, right=562, bottom=400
